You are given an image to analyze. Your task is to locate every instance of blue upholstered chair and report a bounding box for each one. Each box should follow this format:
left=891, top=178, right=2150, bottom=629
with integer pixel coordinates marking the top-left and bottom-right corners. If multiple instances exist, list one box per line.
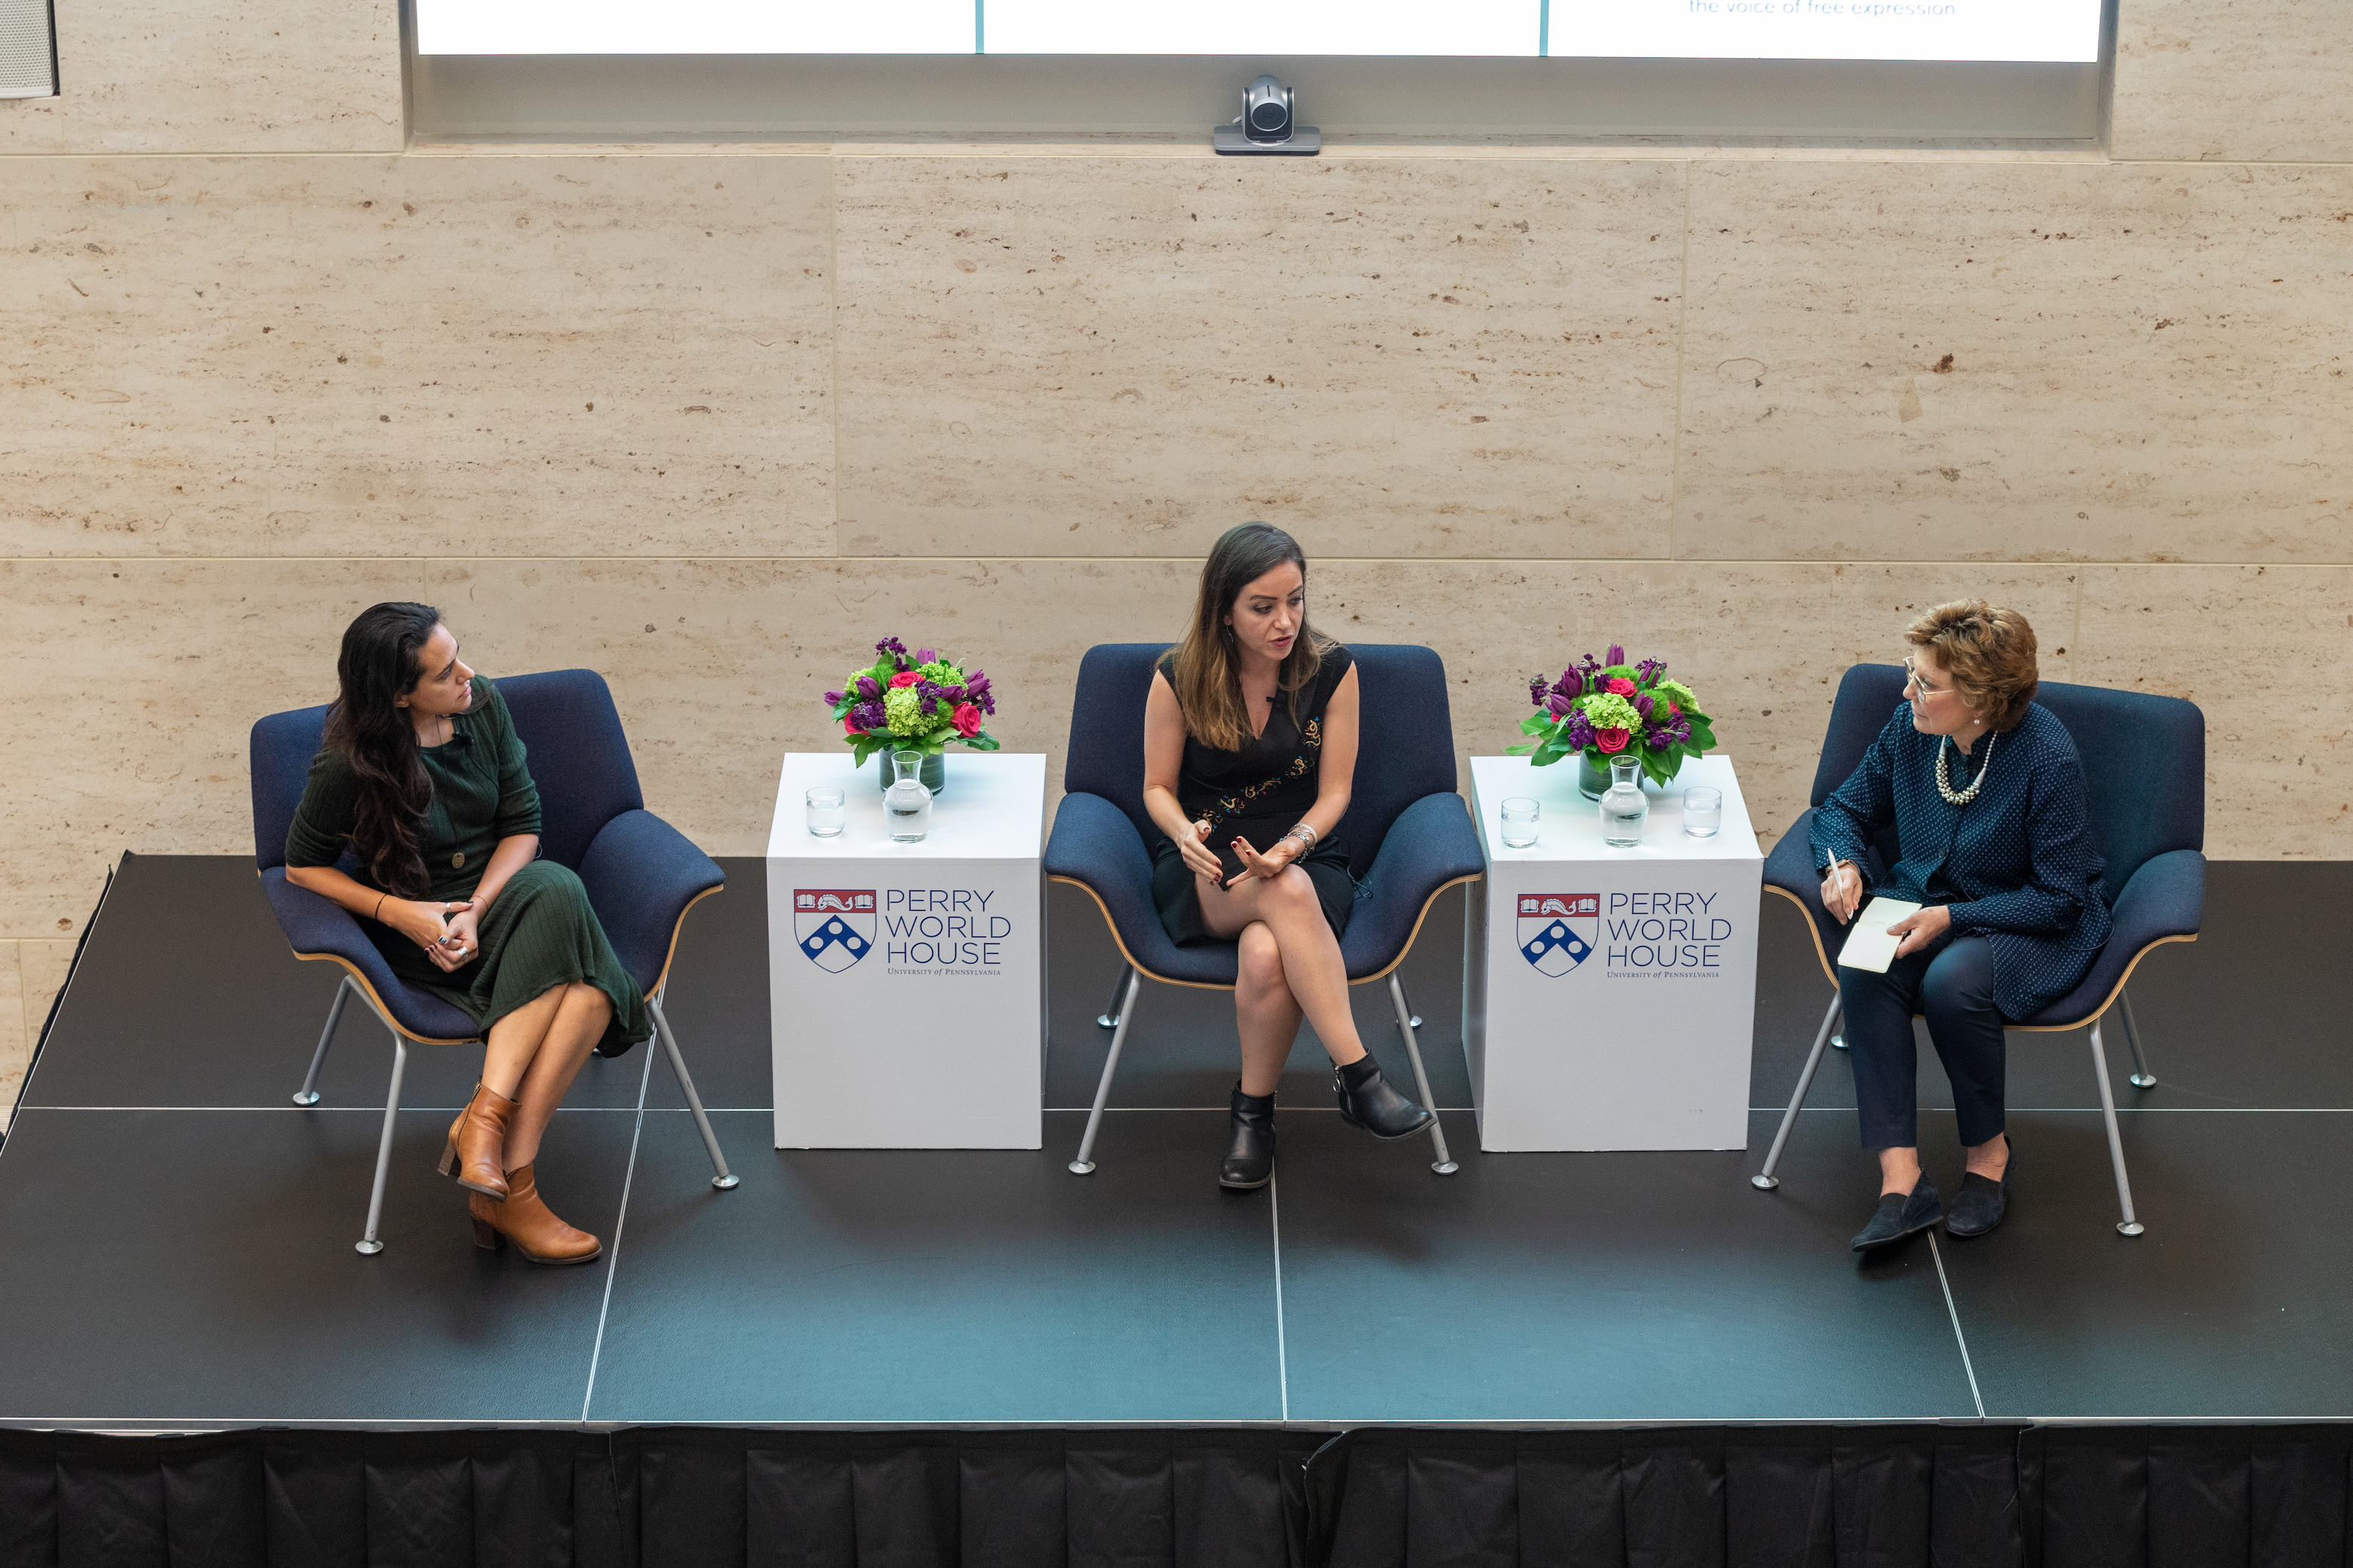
left=250, top=669, right=737, bottom=1256
left=1042, top=644, right=1487, bottom=1176
left=1751, top=664, right=2206, bottom=1235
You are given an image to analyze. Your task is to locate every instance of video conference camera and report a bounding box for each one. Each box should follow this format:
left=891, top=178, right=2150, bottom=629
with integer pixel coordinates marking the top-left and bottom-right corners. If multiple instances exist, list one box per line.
left=1213, top=75, right=1321, bottom=155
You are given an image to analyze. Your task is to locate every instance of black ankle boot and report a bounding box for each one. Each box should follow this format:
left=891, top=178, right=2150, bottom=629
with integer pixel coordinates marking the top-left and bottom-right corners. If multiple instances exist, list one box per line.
left=1333, top=1057, right=1434, bottom=1140
left=1220, top=1085, right=1276, bottom=1190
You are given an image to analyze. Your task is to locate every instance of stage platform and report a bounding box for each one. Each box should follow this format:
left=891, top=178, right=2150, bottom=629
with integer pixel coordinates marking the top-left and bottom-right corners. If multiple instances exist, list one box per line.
left=0, top=854, right=2346, bottom=1432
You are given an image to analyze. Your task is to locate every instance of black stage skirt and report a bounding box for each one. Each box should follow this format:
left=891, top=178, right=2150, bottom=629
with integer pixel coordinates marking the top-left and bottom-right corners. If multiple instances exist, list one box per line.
left=1150, top=811, right=1356, bottom=948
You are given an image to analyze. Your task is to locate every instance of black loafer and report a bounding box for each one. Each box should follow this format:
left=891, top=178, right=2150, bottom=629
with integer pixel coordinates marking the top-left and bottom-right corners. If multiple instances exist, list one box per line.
left=1945, top=1145, right=2014, bottom=1238
left=1851, top=1177, right=1943, bottom=1252
left=1333, top=1058, right=1434, bottom=1141
left=1218, top=1085, right=1276, bottom=1190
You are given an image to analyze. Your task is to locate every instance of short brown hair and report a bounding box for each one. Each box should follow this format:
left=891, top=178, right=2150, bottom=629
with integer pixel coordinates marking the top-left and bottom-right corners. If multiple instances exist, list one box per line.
left=1907, top=600, right=2038, bottom=731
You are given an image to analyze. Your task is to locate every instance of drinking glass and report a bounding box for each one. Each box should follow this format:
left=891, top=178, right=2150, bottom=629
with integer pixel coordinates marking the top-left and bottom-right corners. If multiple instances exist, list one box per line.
left=805, top=786, right=846, bottom=839
left=1500, top=796, right=1541, bottom=849
left=1682, top=785, right=1724, bottom=839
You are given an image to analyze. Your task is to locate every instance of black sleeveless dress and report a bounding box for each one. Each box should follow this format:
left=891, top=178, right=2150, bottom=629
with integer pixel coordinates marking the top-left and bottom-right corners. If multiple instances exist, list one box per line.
left=1151, top=646, right=1358, bottom=947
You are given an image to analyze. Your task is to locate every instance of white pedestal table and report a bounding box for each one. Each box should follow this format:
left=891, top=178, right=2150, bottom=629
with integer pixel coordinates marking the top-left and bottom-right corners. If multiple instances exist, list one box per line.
left=1465, top=753, right=1763, bottom=1151
left=765, top=751, right=1044, bottom=1149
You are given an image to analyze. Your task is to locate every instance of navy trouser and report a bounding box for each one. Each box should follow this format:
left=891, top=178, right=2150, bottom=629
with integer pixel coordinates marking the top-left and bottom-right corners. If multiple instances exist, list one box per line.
left=1838, top=934, right=2007, bottom=1149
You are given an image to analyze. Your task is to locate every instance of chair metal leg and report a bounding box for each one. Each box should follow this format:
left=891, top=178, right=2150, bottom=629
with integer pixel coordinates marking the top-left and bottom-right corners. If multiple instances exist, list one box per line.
left=2119, top=989, right=2155, bottom=1088
left=2090, top=1018, right=2144, bottom=1237
left=1388, top=974, right=1457, bottom=1175
left=294, top=975, right=354, bottom=1107
left=1071, top=968, right=1140, bottom=1174
left=355, top=1029, right=410, bottom=1256
left=1394, top=976, right=1422, bottom=1031
left=649, top=992, right=738, bottom=1191
left=1096, top=964, right=1131, bottom=1030
left=1753, top=993, right=1843, bottom=1192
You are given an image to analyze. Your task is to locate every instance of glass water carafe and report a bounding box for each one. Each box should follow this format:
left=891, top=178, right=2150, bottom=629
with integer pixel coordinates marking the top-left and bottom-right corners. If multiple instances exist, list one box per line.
left=885, top=750, right=933, bottom=842
left=1599, top=754, right=1648, bottom=847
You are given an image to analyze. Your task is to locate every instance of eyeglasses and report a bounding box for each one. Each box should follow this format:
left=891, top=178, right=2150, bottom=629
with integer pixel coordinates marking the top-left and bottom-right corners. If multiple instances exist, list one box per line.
left=1902, top=656, right=1951, bottom=699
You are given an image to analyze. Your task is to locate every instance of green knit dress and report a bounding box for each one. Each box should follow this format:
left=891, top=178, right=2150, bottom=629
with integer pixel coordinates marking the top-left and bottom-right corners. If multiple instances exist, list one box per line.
left=284, top=675, right=651, bottom=1052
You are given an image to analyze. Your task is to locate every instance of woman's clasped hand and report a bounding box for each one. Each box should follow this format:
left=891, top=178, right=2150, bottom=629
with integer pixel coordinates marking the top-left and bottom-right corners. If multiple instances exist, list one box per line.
left=378, top=897, right=479, bottom=970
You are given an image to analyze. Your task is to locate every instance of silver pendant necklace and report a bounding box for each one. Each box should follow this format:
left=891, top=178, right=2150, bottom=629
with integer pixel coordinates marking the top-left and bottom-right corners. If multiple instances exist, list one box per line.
left=1934, top=730, right=1995, bottom=806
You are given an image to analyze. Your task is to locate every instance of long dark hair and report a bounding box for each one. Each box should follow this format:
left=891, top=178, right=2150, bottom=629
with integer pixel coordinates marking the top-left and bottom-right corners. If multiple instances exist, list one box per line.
left=1171, top=522, right=1332, bottom=752
left=323, top=601, right=443, bottom=896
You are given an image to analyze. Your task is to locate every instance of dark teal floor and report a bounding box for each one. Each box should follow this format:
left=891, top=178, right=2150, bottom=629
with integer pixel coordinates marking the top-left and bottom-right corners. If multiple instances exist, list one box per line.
left=0, top=854, right=2344, bottom=1428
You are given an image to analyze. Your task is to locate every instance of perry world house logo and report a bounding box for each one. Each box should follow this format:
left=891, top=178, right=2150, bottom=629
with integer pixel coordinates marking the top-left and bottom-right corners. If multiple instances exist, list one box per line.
left=794, top=889, right=877, bottom=973
left=1518, top=894, right=1599, bottom=977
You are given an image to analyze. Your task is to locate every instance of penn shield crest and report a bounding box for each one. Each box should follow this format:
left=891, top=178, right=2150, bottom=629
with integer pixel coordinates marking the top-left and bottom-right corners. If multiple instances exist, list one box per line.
left=1517, top=894, right=1599, bottom=977
left=794, top=889, right=877, bottom=973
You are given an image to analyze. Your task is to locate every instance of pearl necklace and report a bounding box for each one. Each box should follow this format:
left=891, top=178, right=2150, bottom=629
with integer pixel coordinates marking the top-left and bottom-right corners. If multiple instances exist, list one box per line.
left=1934, top=731, right=1995, bottom=806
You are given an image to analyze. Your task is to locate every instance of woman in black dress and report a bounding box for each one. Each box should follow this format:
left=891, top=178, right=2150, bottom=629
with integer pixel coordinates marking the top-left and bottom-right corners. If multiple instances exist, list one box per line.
left=1144, top=523, right=1433, bottom=1189
left=285, top=602, right=650, bottom=1265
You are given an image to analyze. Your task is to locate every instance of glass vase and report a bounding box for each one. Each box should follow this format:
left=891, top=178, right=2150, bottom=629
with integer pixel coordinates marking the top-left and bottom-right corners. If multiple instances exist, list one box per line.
left=1581, top=748, right=1682, bottom=799
left=885, top=750, right=934, bottom=842
left=1599, top=755, right=1649, bottom=847
left=876, top=748, right=946, bottom=796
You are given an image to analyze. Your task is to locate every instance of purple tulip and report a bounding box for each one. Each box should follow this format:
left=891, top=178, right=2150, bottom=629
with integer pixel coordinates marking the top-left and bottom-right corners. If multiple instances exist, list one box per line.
left=914, top=648, right=937, bottom=666
left=856, top=674, right=881, bottom=700
left=1634, top=693, right=1654, bottom=720
left=823, top=690, right=844, bottom=706
left=1547, top=693, right=1571, bottom=718
left=1606, top=644, right=1625, bottom=668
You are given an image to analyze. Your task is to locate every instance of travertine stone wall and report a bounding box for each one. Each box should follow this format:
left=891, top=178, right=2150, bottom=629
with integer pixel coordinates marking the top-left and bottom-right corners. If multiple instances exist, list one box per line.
left=2113, top=0, right=2353, bottom=163
left=3, top=2, right=2348, bottom=1007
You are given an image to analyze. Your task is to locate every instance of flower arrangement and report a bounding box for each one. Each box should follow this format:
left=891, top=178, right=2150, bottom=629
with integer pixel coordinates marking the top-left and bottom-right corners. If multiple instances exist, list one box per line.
left=1509, top=644, right=1715, bottom=788
left=824, top=638, right=1000, bottom=768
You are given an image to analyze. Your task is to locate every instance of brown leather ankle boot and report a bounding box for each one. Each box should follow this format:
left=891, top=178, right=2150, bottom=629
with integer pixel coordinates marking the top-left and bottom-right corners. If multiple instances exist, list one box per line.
left=438, top=1081, right=518, bottom=1200
left=468, top=1163, right=602, bottom=1265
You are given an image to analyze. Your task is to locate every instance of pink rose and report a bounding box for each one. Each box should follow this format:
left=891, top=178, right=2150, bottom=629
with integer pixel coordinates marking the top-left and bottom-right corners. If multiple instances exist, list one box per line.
left=1666, top=700, right=1680, bottom=718
left=1596, top=727, right=1630, bottom=754
left=888, top=671, right=922, bottom=690
left=952, top=702, right=983, bottom=738
left=1605, top=677, right=1636, bottom=696
left=843, top=715, right=862, bottom=735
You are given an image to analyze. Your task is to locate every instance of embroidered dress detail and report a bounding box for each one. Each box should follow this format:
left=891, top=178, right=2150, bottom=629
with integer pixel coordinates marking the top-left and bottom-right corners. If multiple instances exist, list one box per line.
left=1934, top=731, right=1996, bottom=807
left=1193, top=713, right=1325, bottom=833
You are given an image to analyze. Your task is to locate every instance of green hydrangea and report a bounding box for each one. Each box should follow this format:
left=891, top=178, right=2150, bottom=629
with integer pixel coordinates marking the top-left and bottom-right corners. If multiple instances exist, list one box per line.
left=882, top=685, right=935, bottom=736
left=917, top=659, right=962, bottom=685
left=1581, top=692, right=1642, bottom=732
left=1654, top=678, right=1696, bottom=715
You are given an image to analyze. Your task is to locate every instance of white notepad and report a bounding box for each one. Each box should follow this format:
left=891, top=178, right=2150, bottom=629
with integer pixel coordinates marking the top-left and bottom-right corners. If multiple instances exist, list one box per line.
left=1836, top=897, right=1923, bottom=974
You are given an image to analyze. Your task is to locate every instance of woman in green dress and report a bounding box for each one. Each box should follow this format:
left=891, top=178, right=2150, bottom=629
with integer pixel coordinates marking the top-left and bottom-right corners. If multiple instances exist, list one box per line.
left=283, top=602, right=651, bottom=1265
